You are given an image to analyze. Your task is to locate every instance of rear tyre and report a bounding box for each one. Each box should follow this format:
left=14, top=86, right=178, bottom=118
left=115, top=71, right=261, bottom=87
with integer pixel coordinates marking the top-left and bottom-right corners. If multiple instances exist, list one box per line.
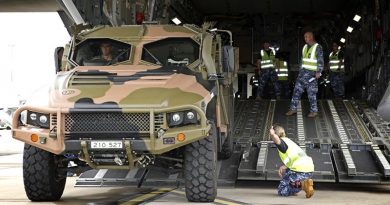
left=184, top=122, right=217, bottom=202
left=23, top=144, right=66, bottom=201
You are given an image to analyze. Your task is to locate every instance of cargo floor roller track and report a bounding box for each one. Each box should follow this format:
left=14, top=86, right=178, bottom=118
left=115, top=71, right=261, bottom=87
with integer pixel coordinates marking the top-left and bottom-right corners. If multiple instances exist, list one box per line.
left=76, top=100, right=390, bottom=187
left=237, top=99, right=390, bottom=183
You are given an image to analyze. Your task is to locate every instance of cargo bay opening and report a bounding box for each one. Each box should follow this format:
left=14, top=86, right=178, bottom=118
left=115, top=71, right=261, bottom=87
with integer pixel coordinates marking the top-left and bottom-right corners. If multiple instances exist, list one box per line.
left=1, top=0, right=390, bottom=202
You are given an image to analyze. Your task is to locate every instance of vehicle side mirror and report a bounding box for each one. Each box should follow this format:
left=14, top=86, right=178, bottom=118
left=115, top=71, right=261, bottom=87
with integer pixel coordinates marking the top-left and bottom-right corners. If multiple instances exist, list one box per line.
left=54, top=47, right=64, bottom=73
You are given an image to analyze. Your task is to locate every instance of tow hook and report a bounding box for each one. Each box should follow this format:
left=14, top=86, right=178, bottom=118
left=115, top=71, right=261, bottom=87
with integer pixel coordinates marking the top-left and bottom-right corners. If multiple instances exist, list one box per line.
left=114, top=155, right=123, bottom=166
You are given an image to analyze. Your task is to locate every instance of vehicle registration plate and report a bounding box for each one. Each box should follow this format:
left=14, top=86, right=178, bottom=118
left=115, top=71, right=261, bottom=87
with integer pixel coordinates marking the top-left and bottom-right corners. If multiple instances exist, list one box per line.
left=90, top=141, right=123, bottom=149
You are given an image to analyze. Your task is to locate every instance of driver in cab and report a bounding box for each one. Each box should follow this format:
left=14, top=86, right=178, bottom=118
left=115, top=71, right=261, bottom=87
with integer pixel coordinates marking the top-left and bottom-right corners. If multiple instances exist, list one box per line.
left=91, top=42, right=117, bottom=64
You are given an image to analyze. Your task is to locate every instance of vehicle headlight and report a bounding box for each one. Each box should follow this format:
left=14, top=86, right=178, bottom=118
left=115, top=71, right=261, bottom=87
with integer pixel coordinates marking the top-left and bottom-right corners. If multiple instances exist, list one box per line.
left=39, top=115, right=48, bottom=124
left=167, top=110, right=198, bottom=127
left=184, top=111, right=197, bottom=124
left=26, top=111, right=50, bottom=129
left=20, top=111, right=27, bottom=125
left=172, top=113, right=181, bottom=122
left=30, top=113, right=37, bottom=121
left=168, top=112, right=183, bottom=127
left=186, top=112, right=195, bottom=120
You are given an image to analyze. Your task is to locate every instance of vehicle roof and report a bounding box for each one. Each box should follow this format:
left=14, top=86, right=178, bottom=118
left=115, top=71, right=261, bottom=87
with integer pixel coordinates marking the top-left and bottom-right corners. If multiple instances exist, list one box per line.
left=77, top=25, right=203, bottom=44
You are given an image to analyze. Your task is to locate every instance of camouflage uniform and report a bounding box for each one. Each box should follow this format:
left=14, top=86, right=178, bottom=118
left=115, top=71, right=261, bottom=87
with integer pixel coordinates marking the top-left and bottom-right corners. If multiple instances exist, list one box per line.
left=329, top=50, right=345, bottom=98
left=278, top=169, right=313, bottom=196
left=257, top=69, right=281, bottom=98
left=329, top=72, right=345, bottom=98
left=257, top=48, right=281, bottom=98
left=290, top=44, right=324, bottom=113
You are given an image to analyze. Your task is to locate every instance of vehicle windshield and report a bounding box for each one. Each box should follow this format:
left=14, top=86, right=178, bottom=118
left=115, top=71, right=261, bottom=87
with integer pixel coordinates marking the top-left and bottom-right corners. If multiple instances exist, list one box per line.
left=141, top=38, right=199, bottom=66
left=72, top=38, right=131, bottom=66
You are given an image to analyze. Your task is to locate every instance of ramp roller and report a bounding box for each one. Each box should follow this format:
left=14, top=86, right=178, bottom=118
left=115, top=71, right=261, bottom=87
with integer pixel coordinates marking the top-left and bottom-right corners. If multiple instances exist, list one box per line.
left=256, top=142, right=268, bottom=173
left=371, top=144, right=390, bottom=177
left=327, top=100, right=357, bottom=176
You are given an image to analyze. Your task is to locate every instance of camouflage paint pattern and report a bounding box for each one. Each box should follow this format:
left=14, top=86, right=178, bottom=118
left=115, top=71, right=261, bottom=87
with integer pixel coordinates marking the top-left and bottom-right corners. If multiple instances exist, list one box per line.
left=12, top=24, right=234, bottom=169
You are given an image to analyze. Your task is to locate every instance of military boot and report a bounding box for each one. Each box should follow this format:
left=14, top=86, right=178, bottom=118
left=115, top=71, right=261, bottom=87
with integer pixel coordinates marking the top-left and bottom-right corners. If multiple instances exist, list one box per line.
left=307, top=112, right=318, bottom=118
left=285, top=110, right=297, bottom=116
left=301, top=179, right=314, bottom=198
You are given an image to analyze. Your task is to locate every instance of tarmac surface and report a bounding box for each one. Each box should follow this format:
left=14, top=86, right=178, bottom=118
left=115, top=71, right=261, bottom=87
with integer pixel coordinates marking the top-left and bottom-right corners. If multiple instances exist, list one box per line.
left=1, top=130, right=390, bottom=205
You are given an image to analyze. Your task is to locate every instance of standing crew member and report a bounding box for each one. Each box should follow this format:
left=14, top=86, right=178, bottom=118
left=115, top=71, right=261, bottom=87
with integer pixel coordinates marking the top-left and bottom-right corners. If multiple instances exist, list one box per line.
left=277, top=58, right=290, bottom=98
left=328, top=42, right=345, bottom=98
left=256, top=41, right=281, bottom=100
left=250, top=68, right=261, bottom=99
left=286, top=31, right=324, bottom=117
left=269, top=124, right=315, bottom=198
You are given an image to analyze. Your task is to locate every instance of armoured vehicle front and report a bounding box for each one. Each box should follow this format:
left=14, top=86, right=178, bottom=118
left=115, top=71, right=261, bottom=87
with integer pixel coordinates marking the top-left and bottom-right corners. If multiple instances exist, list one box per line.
left=12, top=24, right=238, bottom=202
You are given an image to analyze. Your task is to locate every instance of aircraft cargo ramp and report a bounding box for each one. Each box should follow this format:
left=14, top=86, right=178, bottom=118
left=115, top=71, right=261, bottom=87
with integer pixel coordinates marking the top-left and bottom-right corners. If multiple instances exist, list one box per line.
left=75, top=100, right=390, bottom=187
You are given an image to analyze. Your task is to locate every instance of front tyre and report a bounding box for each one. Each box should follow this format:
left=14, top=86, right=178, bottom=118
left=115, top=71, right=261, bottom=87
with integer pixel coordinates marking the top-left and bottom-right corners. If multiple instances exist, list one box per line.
left=184, top=122, right=217, bottom=202
left=23, top=144, right=66, bottom=201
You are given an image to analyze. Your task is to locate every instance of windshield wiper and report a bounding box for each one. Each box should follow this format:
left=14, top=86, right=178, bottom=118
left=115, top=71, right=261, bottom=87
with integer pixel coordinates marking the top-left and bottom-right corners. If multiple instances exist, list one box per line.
left=106, top=48, right=131, bottom=66
left=143, top=47, right=162, bottom=65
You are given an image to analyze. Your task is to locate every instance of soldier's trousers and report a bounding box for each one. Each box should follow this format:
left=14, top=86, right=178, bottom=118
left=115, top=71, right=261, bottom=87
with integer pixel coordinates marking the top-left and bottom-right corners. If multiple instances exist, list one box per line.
left=290, top=70, right=318, bottom=112
left=278, top=169, right=313, bottom=197
left=257, top=69, right=281, bottom=97
left=329, top=72, right=345, bottom=98
left=252, top=86, right=259, bottom=98
left=279, top=81, right=291, bottom=99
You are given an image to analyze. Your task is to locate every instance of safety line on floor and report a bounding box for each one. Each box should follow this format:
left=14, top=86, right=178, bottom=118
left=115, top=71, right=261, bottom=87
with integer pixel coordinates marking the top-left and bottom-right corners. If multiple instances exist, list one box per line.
left=120, top=188, right=173, bottom=205
left=170, top=189, right=248, bottom=205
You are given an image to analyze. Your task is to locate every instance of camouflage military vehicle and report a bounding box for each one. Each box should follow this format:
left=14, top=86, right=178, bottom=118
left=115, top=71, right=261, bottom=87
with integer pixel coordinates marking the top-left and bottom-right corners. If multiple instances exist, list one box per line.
left=12, top=24, right=237, bottom=202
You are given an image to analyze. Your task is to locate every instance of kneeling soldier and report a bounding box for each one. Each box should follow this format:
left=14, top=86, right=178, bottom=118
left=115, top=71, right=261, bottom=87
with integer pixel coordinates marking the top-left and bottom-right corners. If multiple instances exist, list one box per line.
left=269, top=124, right=315, bottom=198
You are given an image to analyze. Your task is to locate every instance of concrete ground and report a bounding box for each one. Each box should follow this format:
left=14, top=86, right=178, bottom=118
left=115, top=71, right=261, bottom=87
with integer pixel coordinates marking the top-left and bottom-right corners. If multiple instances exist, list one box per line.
left=1, top=130, right=390, bottom=205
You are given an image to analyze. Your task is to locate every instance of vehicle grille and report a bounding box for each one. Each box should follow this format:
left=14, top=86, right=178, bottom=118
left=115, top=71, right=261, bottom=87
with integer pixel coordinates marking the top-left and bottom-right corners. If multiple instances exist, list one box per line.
left=51, top=114, right=57, bottom=132
left=64, top=112, right=164, bottom=136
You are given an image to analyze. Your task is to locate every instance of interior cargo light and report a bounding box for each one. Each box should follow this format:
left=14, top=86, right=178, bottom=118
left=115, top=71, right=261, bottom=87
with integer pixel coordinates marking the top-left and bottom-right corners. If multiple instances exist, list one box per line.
left=171, top=17, right=182, bottom=25
left=340, top=38, right=346, bottom=43
left=353, top=15, right=361, bottom=22
left=177, top=133, right=186, bottom=142
left=209, top=28, right=218, bottom=32
left=347, top=26, right=353, bottom=33
left=338, top=46, right=341, bottom=50
left=31, top=134, right=39, bottom=142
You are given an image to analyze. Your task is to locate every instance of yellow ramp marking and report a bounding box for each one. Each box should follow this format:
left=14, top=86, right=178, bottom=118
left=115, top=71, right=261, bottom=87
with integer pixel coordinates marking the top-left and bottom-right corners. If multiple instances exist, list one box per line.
left=120, top=188, right=173, bottom=205
left=171, top=190, right=243, bottom=205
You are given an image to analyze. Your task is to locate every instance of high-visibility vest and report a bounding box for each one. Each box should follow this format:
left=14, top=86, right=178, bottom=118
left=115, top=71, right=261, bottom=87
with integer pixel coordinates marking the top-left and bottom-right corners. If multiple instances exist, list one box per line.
left=260, top=49, right=276, bottom=69
left=278, top=137, right=315, bottom=173
left=277, top=60, right=289, bottom=81
left=329, top=51, right=344, bottom=72
left=302, top=43, right=319, bottom=71
left=251, top=76, right=259, bottom=86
